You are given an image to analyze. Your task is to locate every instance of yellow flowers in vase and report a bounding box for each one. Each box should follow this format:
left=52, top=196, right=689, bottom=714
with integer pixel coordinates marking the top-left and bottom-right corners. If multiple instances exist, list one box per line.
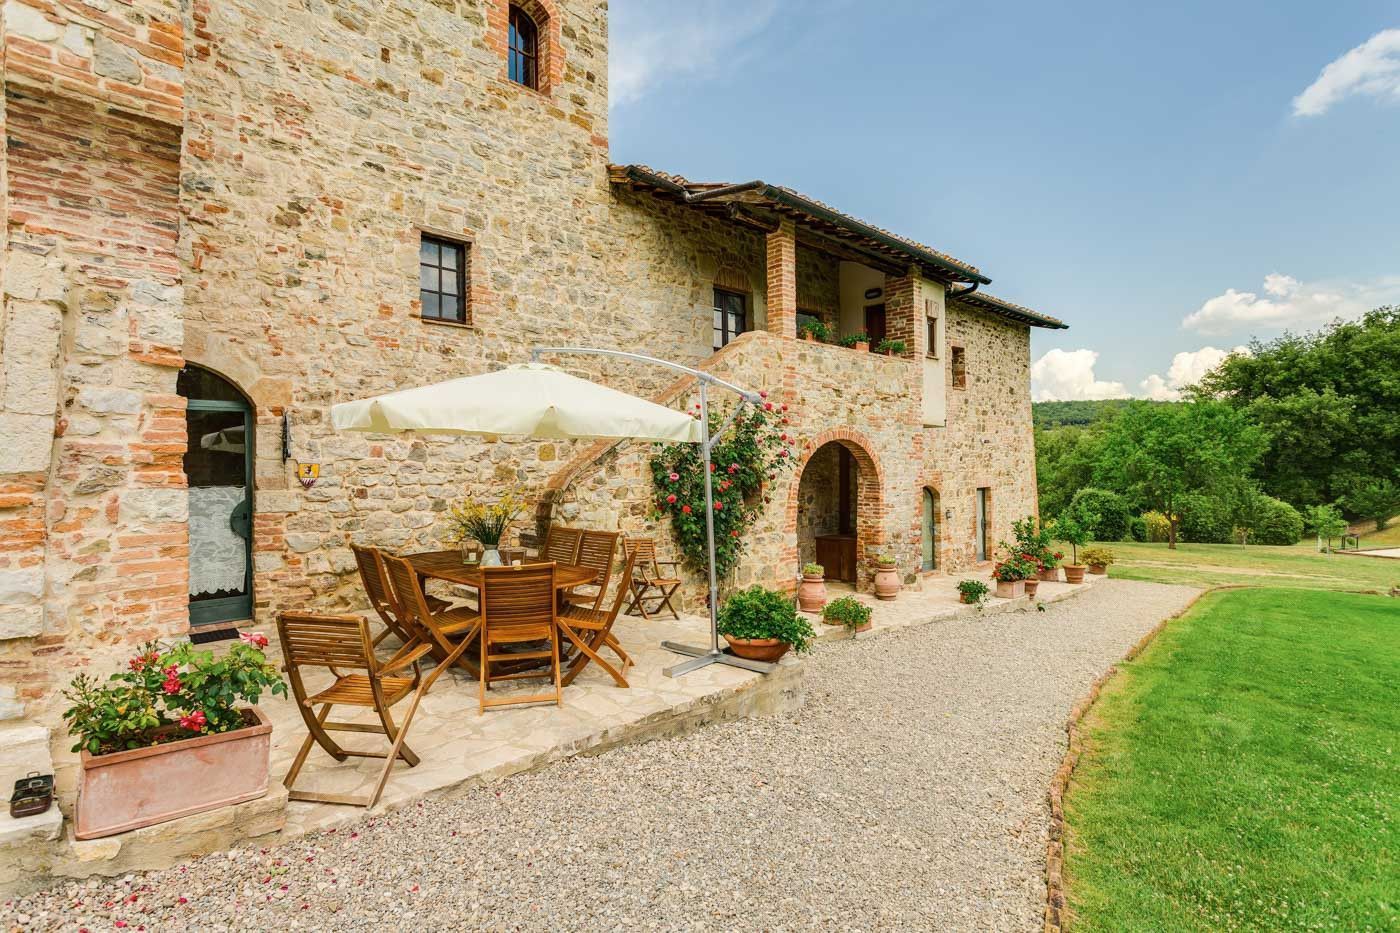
left=445, top=488, right=525, bottom=566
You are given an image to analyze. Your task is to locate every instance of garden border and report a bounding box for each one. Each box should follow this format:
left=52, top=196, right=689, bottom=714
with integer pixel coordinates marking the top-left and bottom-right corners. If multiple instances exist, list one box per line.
left=1042, top=585, right=1222, bottom=932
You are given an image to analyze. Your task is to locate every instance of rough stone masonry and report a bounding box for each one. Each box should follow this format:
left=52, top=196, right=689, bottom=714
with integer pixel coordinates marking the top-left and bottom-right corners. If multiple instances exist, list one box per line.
left=0, top=0, right=1059, bottom=809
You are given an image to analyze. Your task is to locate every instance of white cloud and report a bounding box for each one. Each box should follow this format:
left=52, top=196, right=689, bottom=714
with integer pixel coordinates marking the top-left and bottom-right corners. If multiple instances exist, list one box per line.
left=1031, top=349, right=1129, bottom=402
left=1138, top=345, right=1250, bottom=401
left=610, top=1, right=781, bottom=107
left=1182, top=274, right=1400, bottom=336
left=1293, top=29, right=1400, bottom=117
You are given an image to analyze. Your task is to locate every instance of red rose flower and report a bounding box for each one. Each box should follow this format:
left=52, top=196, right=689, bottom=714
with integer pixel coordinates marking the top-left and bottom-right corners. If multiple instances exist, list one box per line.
left=666, top=494, right=677, bottom=504
left=239, top=631, right=269, bottom=649
left=759, top=390, right=768, bottom=399
left=714, top=502, right=723, bottom=510
left=764, top=402, right=774, bottom=411
left=668, top=472, right=680, bottom=482
left=682, top=505, right=692, bottom=514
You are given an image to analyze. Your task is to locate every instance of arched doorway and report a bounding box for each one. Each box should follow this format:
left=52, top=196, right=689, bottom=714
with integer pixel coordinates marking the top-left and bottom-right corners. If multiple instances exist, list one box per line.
left=921, top=487, right=939, bottom=571
left=178, top=364, right=254, bottom=627
left=793, top=433, right=883, bottom=587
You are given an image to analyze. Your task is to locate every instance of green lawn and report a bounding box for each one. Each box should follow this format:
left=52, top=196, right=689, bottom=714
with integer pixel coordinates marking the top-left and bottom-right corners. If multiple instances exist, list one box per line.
left=1090, top=540, right=1400, bottom=593
left=1064, top=588, right=1400, bottom=930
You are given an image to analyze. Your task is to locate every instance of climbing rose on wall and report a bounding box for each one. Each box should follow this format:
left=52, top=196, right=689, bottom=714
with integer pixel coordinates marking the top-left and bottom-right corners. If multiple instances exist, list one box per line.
left=650, top=399, right=797, bottom=580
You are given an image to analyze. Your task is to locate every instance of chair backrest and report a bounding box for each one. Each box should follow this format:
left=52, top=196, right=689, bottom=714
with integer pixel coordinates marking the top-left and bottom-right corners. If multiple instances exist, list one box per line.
left=277, top=612, right=375, bottom=673
left=544, top=526, right=583, bottom=565
left=602, top=550, right=639, bottom=622
left=480, top=562, right=556, bottom=635
left=623, top=536, right=658, bottom=575
left=380, top=554, right=437, bottom=640
left=351, top=544, right=397, bottom=614
left=576, top=530, right=620, bottom=585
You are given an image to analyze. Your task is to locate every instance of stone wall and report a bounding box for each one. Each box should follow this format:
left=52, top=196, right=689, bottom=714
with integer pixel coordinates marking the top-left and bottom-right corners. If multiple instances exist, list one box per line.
left=0, top=0, right=1045, bottom=741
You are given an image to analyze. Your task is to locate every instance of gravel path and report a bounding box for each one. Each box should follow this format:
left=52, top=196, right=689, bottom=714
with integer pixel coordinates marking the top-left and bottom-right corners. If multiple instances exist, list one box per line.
left=5, top=579, right=1199, bottom=932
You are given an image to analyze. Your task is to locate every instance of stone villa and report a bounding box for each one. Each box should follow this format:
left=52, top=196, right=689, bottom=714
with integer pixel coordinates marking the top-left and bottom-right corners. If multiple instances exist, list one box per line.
left=0, top=0, right=1064, bottom=752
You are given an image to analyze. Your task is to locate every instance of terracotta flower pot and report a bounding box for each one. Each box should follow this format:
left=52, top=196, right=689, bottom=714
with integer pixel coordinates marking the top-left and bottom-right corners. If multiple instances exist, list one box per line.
left=854, top=341, right=870, bottom=352
left=873, top=566, right=900, bottom=600
left=960, top=592, right=978, bottom=604
left=994, top=579, right=1025, bottom=599
left=802, top=333, right=816, bottom=342
left=1089, top=564, right=1108, bottom=575
left=722, top=635, right=791, bottom=663
left=1038, top=568, right=1059, bottom=583
left=75, top=707, right=272, bottom=840
left=1024, top=579, right=1040, bottom=598
left=1063, top=565, right=1086, bottom=584
left=797, top=573, right=827, bottom=613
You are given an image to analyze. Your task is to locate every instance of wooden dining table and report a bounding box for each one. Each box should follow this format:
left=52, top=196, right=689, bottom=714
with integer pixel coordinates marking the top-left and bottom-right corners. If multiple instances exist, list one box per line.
left=403, top=550, right=596, bottom=593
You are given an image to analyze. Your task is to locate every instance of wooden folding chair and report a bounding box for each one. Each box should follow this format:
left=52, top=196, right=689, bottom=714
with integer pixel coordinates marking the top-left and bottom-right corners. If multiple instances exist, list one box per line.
left=560, top=550, right=638, bottom=687
left=478, top=563, right=563, bottom=713
left=543, top=525, right=583, bottom=565
left=351, top=544, right=450, bottom=647
left=381, top=554, right=483, bottom=679
left=276, top=611, right=457, bottom=809
left=623, top=536, right=682, bottom=620
left=566, top=529, right=620, bottom=611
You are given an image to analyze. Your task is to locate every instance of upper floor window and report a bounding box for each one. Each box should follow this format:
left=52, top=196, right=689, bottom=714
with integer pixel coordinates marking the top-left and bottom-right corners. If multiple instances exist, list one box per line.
left=951, top=345, right=968, bottom=389
left=508, top=5, right=540, bottom=89
left=713, top=287, right=747, bottom=351
left=925, top=299, right=940, bottom=359
left=420, top=234, right=468, bottom=324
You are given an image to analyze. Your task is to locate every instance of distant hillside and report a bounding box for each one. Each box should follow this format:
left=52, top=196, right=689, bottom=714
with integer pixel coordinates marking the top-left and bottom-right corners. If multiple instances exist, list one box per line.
left=1032, top=399, right=1162, bottom=428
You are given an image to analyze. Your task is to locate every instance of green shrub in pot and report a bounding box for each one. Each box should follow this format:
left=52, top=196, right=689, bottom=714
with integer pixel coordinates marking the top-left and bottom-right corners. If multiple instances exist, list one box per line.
left=716, top=585, right=816, bottom=654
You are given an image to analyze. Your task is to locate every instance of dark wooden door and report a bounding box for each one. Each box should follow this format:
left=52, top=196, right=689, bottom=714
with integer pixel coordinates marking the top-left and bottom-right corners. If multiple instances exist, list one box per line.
left=864, top=304, right=886, bottom=348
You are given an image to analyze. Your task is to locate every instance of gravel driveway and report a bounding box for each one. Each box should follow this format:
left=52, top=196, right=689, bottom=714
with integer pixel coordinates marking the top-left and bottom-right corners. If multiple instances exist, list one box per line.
left=5, top=579, right=1199, bottom=932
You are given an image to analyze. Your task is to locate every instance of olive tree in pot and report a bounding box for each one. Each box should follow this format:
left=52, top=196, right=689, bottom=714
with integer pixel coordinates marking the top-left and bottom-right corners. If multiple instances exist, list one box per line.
left=62, top=634, right=287, bottom=839
left=1051, top=513, right=1093, bottom=584
left=822, top=595, right=873, bottom=635
left=716, top=585, right=817, bottom=662
left=797, top=562, right=827, bottom=613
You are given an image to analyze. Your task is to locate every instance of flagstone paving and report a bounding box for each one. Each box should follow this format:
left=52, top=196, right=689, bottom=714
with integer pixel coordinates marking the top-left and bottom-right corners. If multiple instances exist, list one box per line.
left=3, top=578, right=1198, bottom=931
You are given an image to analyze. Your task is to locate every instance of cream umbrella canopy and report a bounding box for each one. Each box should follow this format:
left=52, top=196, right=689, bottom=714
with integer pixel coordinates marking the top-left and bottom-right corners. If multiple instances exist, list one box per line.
left=330, top=363, right=702, bottom=444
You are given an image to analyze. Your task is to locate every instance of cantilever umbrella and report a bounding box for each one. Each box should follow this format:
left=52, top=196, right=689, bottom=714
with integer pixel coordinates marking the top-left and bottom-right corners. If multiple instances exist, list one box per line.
left=331, top=350, right=772, bottom=679
left=330, top=362, right=701, bottom=444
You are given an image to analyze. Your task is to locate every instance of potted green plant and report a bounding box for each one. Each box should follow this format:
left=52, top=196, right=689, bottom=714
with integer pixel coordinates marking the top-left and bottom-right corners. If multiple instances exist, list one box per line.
left=445, top=487, right=525, bottom=566
left=716, top=585, right=816, bottom=662
left=62, top=634, right=287, bottom=840
left=874, top=337, right=907, bottom=356
left=798, top=561, right=827, bottom=613
left=839, top=332, right=871, bottom=352
left=822, top=595, right=872, bottom=635
left=872, top=553, right=900, bottom=600
left=798, top=319, right=832, bottom=343
left=1081, top=546, right=1116, bottom=575
left=1051, top=513, right=1092, bottom=584
left=957, top=579, right=989, bottom=605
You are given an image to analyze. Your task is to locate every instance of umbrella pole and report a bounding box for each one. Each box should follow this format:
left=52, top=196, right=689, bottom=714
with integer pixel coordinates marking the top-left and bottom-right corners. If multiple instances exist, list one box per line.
left=661, top=382, right=776, bottom=677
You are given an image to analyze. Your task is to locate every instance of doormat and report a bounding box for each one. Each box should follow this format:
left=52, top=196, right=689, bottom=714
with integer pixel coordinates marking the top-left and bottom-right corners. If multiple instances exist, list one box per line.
left=188, top=627, right=240, bottom=645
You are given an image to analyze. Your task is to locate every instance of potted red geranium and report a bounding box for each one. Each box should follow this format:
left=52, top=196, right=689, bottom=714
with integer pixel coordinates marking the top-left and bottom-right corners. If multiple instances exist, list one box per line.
left=62, top=633, right=286, bottom=839
left=991, top=549, right=1037, bottom=598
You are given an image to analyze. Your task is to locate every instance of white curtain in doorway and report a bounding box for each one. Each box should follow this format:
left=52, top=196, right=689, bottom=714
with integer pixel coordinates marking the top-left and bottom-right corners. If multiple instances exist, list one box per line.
left=188, top=485, right=246, bottom=596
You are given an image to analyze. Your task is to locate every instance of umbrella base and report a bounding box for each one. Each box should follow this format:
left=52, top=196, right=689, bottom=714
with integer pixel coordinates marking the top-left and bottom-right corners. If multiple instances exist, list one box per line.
left=661, top=641, right=777, bottom=677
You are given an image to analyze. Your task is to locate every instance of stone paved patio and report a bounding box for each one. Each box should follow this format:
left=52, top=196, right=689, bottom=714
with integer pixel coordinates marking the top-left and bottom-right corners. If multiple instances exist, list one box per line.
left=2, top=571, right=1100, bottom=892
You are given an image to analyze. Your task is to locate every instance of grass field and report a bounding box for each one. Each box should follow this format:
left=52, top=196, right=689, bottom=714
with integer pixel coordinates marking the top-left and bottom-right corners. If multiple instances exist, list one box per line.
left=1064, top=588, right=1399, bottom=930
left=1090, top=540, right=1400, bottom=592
left=1358, top=522, right=1400, bottom=548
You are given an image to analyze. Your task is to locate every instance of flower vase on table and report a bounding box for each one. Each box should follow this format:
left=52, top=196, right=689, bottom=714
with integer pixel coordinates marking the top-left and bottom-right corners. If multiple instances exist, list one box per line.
left=445, top=489, right=524, bottom=569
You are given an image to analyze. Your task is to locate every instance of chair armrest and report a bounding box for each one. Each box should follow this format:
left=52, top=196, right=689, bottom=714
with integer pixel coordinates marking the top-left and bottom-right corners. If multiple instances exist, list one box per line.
left=379, top=643, right=434, bottom=675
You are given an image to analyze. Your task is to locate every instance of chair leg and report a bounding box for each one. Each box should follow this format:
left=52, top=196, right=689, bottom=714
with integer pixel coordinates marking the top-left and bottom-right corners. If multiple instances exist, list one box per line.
left=368, top=689, right=424, bottom=809
left=559, top=623, right=628, bottom=688
left=285, top=703, right=342, bottom=794
left=657, top=584, right=681, bottom=620
left=603, top=633, right=634, bottom=670
left=551, top=629, right=563, bottom=707
left=631, top=582, right=654, bottom=620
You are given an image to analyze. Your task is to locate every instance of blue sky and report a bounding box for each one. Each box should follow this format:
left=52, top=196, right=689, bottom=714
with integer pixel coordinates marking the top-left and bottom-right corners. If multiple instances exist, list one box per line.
left=607, top=0, right=1400, bottom=400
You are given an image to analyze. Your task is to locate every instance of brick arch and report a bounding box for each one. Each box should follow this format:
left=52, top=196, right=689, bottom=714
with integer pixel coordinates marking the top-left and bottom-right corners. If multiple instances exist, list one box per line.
left=786, top=427, right=886, bottom=590
left=488, top=0, right=565, bottom=96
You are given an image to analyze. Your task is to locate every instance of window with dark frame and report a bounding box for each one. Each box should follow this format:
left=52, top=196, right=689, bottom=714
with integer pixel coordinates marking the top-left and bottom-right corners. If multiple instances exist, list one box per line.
left=419, top=234, right=468, bottom=324
left=713, top=287, right=747, bottom=351
left=951, top=345, right=968, bottom=389
left=925, top=299, right=939, bottom=358
left=508, top=5, right=539, bottom=89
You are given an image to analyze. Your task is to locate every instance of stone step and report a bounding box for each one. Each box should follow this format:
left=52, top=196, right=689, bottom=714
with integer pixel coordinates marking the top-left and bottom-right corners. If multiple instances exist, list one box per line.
left=0, top=722, right=63, bottom=849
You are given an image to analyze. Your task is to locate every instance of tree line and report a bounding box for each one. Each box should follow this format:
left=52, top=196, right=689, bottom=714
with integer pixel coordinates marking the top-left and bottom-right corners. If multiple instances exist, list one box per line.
left=1036, top=308, right=1400, bottom=547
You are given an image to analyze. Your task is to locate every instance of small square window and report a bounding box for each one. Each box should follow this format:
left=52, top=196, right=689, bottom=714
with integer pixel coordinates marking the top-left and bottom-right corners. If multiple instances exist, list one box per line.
left=951, top=346, right=967, bottom=389
left=419, top=234, right=468, bottom=324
